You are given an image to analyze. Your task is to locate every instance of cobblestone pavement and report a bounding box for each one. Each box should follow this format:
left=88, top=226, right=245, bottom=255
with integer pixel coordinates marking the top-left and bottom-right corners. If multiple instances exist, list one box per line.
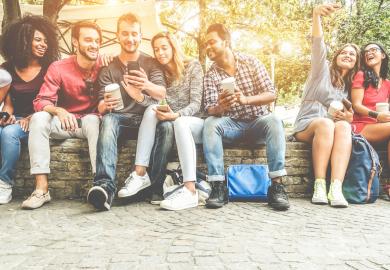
left=0, top=198, right=389, bottom=270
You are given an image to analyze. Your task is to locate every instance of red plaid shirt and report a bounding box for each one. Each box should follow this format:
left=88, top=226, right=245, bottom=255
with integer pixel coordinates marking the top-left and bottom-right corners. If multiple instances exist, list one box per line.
left=203, top=52, right=275, bottom=120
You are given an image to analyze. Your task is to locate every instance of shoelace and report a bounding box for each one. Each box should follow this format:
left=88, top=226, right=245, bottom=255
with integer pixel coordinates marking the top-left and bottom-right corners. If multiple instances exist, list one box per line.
left=313, top=181, right=324, bottom=197
left=124, top=174, right=135, bottom=185
left=28, top=191, right=44, bottom=200
left=331, top=182, right=343, bottom=199
left=167, top=188, right=185, bottom=200
left=275, top=185, right=287, bottom=199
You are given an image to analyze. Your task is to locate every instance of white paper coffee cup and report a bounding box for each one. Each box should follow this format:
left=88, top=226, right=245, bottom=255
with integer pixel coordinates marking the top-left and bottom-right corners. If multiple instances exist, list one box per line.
left=376, top=102, right=389, bottom=113
left=328, top=100, right=343, bottom=118
left=105, top=83, right=124, bottom=110
left=220, top=77, right=235, bottom=94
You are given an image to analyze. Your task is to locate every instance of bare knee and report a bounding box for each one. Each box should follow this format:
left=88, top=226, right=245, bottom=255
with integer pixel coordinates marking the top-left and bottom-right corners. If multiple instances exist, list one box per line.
left=334, top=121, right=351, bottom=136
left=313, top=118, right=335, bottom=135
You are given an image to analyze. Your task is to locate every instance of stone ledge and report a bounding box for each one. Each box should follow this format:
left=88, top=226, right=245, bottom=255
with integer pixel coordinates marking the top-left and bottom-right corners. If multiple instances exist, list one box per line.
left=14, top=139, right=389, bottom=199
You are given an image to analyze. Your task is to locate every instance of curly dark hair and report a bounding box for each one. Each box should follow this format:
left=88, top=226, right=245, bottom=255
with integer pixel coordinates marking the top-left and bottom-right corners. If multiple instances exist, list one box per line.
left=361, top=42, right=389, bottom=89
left=1, top=14, right=60, bottom=69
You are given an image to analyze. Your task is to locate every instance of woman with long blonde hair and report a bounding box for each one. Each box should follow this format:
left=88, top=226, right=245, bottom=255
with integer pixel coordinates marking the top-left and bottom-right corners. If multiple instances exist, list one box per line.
left=293, top=4, right=360, bottom=208
left=117, top=31, right=205, bottom=210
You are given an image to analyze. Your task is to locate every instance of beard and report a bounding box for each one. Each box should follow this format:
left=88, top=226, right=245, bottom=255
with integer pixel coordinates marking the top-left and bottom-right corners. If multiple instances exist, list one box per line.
left=120, top=41, right=139, bottom=54
left=78, top=46, right=98, bottom=61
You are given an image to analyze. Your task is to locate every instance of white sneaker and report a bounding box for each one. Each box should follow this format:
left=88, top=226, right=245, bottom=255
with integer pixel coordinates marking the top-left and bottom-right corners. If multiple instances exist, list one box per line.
left=0, top=180, right=12, bottom=204
left=311, top=179, right=328, bottom=205
left=21, top=190, right=51, bottom=209
left=118, top=171, right=151, bottom=198
left=160, top=185, right=198, bottom=211
left=328, top=179, right=348, bottom=208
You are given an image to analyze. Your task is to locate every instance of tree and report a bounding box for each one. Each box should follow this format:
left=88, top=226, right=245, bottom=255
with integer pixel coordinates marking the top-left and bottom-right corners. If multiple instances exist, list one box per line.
left=43, top=0, right=71, bottom=24
left=1, top=0, right=21, bottom=32
left=337, top=0, right=390, bottom=54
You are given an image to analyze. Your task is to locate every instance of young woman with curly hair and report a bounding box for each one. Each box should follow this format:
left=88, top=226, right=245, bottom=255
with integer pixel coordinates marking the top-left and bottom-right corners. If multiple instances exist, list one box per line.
left=0, top=14, right=59, bottom=204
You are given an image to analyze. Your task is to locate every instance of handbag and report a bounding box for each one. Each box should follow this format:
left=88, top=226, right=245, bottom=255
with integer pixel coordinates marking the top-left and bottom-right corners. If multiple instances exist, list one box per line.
left=163, top=162, right=211, bottom=205
left=226, top=164, right=271, bottom=201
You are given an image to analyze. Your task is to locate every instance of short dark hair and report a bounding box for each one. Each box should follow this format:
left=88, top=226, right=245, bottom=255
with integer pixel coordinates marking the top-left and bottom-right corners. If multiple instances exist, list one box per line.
left=1, top=14, right=59, bottom=69
left=71, top=21, right=102, bottom=44
left=206, top=23, right=231, bottom=47
left=117, top=12, right=141, bottom=33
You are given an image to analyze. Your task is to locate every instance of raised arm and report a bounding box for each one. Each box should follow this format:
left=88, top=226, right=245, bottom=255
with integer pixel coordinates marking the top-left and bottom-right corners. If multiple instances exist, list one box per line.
left=312, top=4, right=341, bottom=38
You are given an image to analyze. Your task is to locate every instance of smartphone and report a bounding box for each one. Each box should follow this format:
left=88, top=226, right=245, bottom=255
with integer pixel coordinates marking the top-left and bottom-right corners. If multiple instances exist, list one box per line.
left=342, top=98, right=352, bottom=110
left=156, top=105, right=170, bottom=112
left=127, top=61, right=140, bottom=75
left=0, top=112, right=10, bottom=121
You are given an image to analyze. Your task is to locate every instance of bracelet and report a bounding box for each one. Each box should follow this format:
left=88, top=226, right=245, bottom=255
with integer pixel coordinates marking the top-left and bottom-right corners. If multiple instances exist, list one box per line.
left=368, top=110, right=379, bottom=119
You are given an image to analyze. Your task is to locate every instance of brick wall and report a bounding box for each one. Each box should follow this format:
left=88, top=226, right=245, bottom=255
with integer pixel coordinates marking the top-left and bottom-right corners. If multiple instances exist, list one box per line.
left=13, top=139, right=389, bottom=199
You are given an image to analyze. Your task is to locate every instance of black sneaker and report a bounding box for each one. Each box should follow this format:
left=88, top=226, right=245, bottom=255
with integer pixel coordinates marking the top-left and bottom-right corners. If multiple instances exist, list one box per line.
left=87, top=186, right=114, bottom=211
left=268, top=182, right=290, bottom=211
left=206, top=181, right=228, bottom=209
left=150, top=192, right=164, bottom=205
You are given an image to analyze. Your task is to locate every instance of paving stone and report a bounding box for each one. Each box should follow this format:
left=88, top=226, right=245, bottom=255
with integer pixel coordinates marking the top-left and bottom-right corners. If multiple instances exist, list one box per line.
left=0, top=199, right=389, bottom=269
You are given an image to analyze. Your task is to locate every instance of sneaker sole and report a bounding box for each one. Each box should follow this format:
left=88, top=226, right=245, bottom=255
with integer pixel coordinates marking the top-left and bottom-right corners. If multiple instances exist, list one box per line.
left=269, top=202, right=290, bottom=211
left=88, top=187, right=109, bottom=210
left=118, top=182, right=151, bottom=198
left=330, top=201, right=348, bottom=208
left=0, top=195, right=12, bottom=204
left=150, top=200, right=162, bottom=205
left=205, top=200, right=228, bottom=209
left=311, top=199, right=328, bottom=205
left=21, top=199, right=50, bottom=210
left=160, top=201, right=198, bottom=211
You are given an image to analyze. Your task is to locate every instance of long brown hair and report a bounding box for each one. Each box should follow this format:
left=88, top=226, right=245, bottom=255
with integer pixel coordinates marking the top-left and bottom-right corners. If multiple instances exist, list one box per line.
left=330, top=43, right=361, bottom=93
left=151, top=32, right=186, bottom=83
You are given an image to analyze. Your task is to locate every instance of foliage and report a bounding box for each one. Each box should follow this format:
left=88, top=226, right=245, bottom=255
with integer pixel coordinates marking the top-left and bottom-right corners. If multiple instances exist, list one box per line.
left=336, top=0, right=390, bottom=56
left=12, top=0, right=390, bottom=104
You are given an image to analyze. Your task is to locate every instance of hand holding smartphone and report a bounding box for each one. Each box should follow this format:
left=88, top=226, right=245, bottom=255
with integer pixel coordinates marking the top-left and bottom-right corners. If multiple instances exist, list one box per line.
left=342, top=98, right=352, bottom=110
left=127, top=61, right=140, bottom=75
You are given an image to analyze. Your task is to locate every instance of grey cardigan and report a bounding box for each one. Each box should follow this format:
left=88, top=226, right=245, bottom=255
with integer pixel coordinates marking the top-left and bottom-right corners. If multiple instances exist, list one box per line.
left=293, top=36, right=348, bottom=134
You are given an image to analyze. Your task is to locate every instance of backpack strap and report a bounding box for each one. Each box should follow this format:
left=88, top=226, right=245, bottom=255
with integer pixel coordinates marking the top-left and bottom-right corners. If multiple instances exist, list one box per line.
left=355, top=133, right=381, bottom=202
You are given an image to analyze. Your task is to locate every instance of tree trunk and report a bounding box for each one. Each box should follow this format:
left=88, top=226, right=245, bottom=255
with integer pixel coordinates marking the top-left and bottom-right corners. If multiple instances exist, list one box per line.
left=197, top=0, right=207, bottom=72
left=43, top=0, right=70, bottom=24
left=2, top=0, right=21, bottom=33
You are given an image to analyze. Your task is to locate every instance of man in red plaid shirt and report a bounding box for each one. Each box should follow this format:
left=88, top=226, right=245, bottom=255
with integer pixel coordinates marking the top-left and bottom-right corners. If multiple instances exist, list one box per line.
left=202, top=23, right=289, bottom=211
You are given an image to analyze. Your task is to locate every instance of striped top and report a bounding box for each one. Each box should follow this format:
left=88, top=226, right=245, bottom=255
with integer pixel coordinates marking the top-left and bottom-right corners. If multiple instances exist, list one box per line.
left=166, top=60, right=203, bottom=116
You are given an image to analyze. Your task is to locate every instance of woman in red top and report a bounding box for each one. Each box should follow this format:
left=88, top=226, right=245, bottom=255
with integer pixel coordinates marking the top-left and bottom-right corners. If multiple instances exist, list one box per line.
left=351, top=42, right=390, bottom=199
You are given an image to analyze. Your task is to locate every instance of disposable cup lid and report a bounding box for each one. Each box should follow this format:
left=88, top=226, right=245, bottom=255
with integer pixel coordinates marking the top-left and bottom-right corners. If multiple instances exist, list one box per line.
left=105, top=83, right=120, bottom=92
left=221, top=77, right=235, bottom=84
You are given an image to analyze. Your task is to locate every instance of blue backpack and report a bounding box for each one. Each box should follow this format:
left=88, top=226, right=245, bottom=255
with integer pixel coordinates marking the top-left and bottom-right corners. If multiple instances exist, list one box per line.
left=343, top=134, right=381, bottom=203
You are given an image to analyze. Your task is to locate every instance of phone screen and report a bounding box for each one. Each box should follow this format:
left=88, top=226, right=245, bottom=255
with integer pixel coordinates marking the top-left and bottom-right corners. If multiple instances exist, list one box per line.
left=127, top=61, right=140, bottom=75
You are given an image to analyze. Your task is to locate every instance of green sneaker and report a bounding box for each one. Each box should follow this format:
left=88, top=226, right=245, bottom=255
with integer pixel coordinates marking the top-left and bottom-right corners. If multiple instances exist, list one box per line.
left=312, top=179, right=328, bottom=205
left=328, top=180, right=348, bottom=208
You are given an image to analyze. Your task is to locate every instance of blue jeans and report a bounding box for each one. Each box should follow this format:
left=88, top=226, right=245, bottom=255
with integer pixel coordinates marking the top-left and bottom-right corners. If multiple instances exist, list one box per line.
left=93, top=113, right=140, bottom=194
left=0, top=121, right=28, bottom=186
left=202, top=114, right=287, bottom=181
left=148, top=121, right=175, bottom=196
